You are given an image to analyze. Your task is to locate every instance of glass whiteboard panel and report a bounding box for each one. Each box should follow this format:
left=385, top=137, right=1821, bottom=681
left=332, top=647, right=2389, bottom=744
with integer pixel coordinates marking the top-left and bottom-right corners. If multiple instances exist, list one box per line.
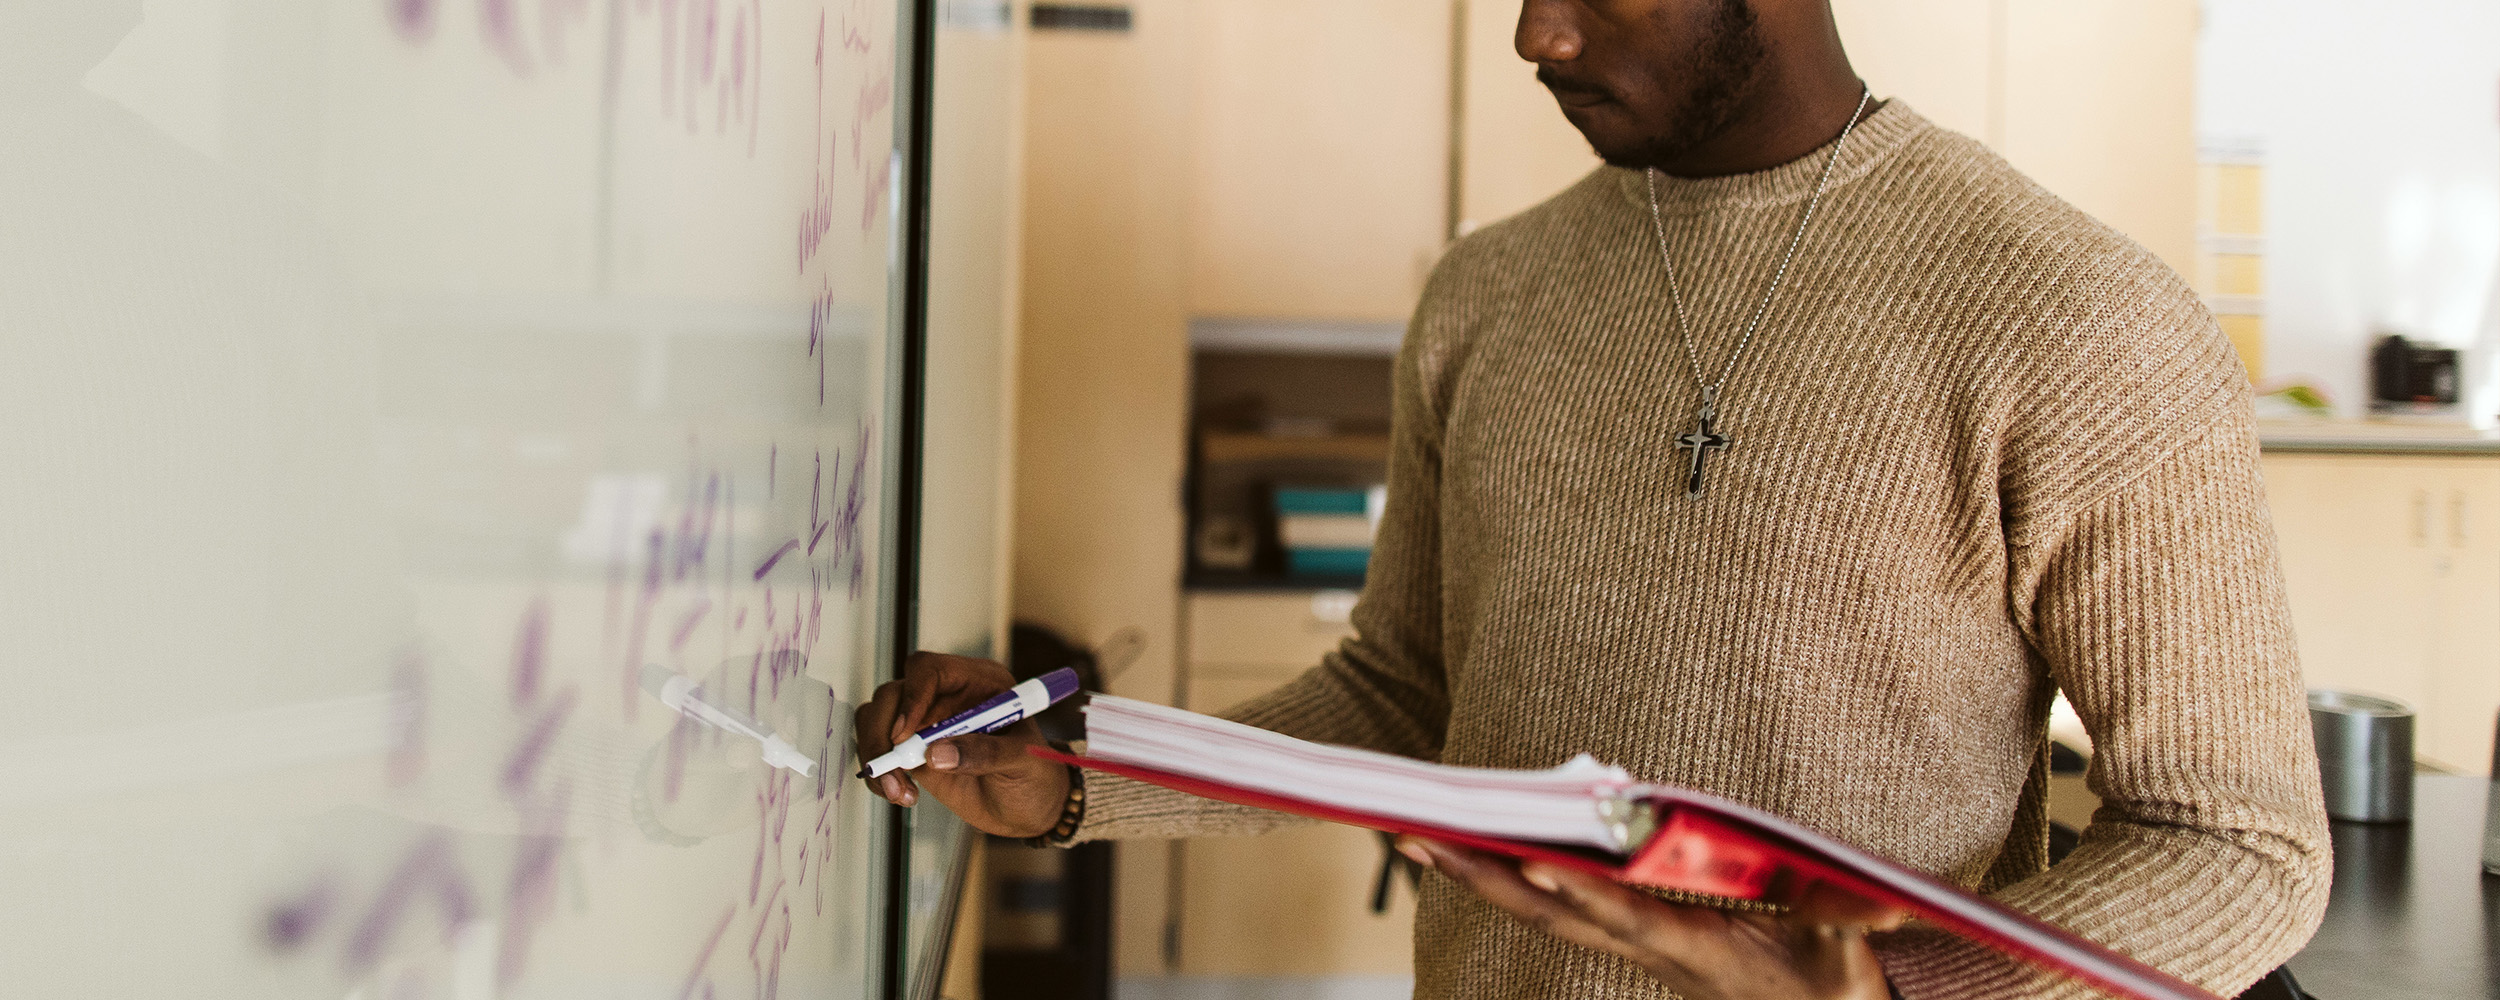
left=0, top=1, right=921, bottom=997
left=901, top=1, right=1024, bottom=994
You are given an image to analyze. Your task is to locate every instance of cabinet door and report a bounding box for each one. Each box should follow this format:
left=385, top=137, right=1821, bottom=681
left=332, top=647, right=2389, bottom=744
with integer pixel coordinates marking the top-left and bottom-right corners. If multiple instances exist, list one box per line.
left=2426, top=462, right=2500, bottom=775
left=1174, top=670, right=1419, bottom=977
left=1185, top=590, right=1360, bottom=672
left=2263, top=455, right=2440, bottom=711
left=1171, top=602, right=1418, bottom=977
left=1186, top=0, right=1453, bottom=321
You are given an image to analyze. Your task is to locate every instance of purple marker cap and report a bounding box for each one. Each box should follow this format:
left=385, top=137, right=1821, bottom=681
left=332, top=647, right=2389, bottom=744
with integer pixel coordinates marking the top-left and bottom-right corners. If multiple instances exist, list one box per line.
left=1038, top=667, right=1081, bottom=705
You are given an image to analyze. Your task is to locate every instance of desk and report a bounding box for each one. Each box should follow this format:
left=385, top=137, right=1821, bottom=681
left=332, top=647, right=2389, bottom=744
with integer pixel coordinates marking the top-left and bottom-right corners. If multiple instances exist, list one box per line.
left=2285, top=775, right=2498, bottom=998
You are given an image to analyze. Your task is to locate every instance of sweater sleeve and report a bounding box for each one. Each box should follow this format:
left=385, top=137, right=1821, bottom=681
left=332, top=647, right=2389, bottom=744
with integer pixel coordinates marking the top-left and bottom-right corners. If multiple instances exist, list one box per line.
left=1071, top=251, right=1473, bottom=842
left=1876, top=406, right=2331, bottom=998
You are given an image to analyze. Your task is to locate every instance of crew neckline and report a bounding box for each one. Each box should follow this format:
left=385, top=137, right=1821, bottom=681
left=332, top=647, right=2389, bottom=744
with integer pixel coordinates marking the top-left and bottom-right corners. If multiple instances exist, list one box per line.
left=1609, top=99, right=1929, bottom=216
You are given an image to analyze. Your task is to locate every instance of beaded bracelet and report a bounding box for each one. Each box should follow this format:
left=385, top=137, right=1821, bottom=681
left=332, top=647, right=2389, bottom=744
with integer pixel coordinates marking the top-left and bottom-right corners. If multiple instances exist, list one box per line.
left=1024, top=760, right=1086, bottom=848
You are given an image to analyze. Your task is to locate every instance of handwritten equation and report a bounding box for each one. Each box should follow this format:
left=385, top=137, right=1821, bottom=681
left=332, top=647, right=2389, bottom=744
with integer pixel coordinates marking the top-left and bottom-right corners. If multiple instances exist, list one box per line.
left=265, top=424, right=873, bottom=995
left=393, top=0, right=772, bottom=152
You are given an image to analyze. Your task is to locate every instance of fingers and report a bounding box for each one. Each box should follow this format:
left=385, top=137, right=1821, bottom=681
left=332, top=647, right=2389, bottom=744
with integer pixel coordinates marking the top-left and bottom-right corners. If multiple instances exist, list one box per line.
left=854, top=683, right=912, bottom=804
left=890, top=652, right=1019, bottom=743
left=855, top=651, right=1023, bottom=807
left=924, top=730, right=1046, bottom=777
left=1396, top=838, right=1643, bottom=962
left=1786, top=880, right=1913, bottom=933
left=855, top=682, right=902, bottom=760
left=1515, top=860, right=1684, bottom=947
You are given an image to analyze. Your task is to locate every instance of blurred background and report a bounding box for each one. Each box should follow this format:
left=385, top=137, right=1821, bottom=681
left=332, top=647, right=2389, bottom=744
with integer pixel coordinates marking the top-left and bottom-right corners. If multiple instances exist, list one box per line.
left=978, top=2, right=2499, bottom=999
left=18, top=0, right=2497, bottom=997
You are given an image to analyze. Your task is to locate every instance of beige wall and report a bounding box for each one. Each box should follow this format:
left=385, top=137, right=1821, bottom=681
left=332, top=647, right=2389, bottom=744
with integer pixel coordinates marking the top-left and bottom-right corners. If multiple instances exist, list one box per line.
left=1015, top=0, right=1195, bottom=975
left=1995, top=0, right=2199, bottom=274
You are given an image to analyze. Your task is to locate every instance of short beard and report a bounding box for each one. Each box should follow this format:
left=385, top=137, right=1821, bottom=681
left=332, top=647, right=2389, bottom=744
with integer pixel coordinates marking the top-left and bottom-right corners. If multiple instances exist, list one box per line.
left=1595, top=0, right=1768, bottom=169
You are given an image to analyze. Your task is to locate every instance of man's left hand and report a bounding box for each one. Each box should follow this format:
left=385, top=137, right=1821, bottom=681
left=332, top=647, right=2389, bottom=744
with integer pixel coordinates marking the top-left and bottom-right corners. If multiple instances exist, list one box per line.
left=1397, top=837, right=1908, bottom=1000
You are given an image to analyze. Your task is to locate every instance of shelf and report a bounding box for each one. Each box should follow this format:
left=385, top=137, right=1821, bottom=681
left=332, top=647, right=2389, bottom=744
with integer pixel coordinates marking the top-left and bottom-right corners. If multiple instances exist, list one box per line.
left=1198, top=432, right=1392, bottom=464
left=1184, top=569, right=1366, bottom=592
left=1190, top=318, right=1405, bottom=356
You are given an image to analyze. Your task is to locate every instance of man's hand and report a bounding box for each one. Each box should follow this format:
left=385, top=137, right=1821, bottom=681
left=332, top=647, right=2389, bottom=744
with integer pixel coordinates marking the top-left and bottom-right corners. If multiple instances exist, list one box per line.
left=1397, top=837, right=1907, bottom=1000
left=855, top=652, right=1072, bottom=838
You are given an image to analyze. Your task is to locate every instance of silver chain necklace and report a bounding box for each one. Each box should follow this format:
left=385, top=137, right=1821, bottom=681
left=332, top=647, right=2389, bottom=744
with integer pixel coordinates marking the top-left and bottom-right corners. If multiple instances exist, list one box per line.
left=1651, top=87, right=1874, bottom=498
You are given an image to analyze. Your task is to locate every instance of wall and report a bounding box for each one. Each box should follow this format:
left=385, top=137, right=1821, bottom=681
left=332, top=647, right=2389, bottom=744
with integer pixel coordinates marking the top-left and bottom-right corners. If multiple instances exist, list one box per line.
left=1462, top=0, right=2198, bottom=279
left=2199, top=0, right=2500, bottom=416
left=1013, top=0, right=1194, bottom=976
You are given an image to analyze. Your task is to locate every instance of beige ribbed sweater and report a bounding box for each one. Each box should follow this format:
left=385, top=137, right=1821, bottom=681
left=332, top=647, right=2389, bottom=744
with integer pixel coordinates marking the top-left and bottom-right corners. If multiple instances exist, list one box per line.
left=1075, top=102, right=2330, bottom=999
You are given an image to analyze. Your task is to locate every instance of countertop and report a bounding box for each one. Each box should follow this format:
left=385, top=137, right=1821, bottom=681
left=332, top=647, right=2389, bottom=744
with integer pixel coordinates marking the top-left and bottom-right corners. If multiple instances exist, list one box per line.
left=2284, top=774, right=2497, bottom=998
left=2260, top=421, right=2500, bottom=455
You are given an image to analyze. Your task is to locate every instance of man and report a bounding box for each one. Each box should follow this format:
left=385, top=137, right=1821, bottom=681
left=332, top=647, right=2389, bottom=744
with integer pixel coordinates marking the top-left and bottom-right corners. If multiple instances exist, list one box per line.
left=859, top=0, right=2330, bottom=997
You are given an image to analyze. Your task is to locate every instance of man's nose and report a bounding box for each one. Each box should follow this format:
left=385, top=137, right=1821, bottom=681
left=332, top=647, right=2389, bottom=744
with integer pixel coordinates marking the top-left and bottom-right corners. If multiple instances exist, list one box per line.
left=1515, top=0, right=1583, bottom=63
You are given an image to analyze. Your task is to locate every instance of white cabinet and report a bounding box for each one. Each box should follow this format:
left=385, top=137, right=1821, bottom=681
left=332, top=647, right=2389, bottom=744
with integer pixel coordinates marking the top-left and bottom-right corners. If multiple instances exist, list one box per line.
left=2264, top=453, right=2500, bottom=774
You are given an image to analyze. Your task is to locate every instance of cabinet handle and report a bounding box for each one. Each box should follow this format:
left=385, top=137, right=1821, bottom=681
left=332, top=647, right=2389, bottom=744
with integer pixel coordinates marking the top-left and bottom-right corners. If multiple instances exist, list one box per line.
left=2451, top=490, right=2469, bottom=549
left=2413, top=490, right=2433, bottom=547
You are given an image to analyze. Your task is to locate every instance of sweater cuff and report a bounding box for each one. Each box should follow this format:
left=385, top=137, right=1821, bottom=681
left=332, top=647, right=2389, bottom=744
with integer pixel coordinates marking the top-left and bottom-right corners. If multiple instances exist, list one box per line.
left=1063, top=769, right=1314, bottom=842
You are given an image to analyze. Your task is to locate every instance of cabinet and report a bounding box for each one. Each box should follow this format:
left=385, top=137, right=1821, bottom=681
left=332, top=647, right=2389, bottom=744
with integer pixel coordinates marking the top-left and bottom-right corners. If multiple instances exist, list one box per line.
left=1185, top=0, right=1455, bottom=322
left=2264, top=453, right=2500, bottom=775
left=1169, top=592, right=1417, bottom=977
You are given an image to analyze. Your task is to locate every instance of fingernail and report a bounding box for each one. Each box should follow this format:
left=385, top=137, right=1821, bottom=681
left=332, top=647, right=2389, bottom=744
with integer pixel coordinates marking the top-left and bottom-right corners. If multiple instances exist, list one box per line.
left=1522, top=864, right=1560, bottom=893
left=881, top=775, right=905, bottom=801
left=898, top=785, right=917, bottom=806
left=1396, top=839, right=1436, bottom=870
left=928, top=743, right=959, bottom=771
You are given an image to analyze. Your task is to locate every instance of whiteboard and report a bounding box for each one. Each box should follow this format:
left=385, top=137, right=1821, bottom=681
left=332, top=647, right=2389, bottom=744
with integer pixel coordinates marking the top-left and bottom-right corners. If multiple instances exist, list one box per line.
left=0, top=0, right=964, bottom=996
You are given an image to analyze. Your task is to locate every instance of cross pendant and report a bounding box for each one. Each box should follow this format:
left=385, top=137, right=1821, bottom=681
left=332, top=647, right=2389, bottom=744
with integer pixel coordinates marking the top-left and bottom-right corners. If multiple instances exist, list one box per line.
left=1674, top=407, right=1733, bottom=498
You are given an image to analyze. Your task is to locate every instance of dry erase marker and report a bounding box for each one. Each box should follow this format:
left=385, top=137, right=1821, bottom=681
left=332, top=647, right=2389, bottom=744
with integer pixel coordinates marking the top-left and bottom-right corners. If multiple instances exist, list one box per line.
left=858, top=668, right=1080, bottom=779
left=641, top=663, right=817, bottom=776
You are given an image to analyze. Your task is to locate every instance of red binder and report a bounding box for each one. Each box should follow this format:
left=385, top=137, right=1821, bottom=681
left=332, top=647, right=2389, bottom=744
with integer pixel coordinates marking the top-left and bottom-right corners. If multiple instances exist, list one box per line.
left=1035, top=746, right=2223, bottom=1000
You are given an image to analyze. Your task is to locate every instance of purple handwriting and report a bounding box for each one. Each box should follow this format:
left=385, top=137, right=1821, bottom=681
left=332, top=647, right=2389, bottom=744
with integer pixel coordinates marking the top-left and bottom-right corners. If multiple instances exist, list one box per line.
left=389, top=0, right=438, bottom=42
left=500, top=685, right=579, bottom=796
left=389, top=648, right=429, bottom=788
left=621, top=527, right=665, bottom=718
left=480, top=0, right=533, bottom=74
left=679, top=904, right=739, bottom=1000
left=496, top=781, right=574, bottom=988
left=671, top=598, right=715, bottom=653
left=752, top=540, right=799, bottom=581
left=511, top=598, right=550, bottom=709
left=806, top=284, right=834, bottom=404
left=749, top=883, right=792, bottom=1000
left=343, top=835, right=476, bottom=975
left=394, top=0, right=763, bottom=150
left=264, top=877, right=339, bottom=952
left=673, top=471, right=722, bottom=583
left=290, top=426, right=880, bottom=991
left=800, top=4, right=890, bottom=269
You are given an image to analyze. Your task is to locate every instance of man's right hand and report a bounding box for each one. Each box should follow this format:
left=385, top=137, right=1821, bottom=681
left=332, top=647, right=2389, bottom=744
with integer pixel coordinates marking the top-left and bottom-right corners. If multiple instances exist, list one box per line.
left=854, top=651, right=1075, bottom=839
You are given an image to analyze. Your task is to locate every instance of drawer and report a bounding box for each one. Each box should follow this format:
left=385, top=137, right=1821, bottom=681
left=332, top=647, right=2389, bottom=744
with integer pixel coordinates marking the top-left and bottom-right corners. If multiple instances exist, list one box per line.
left=1185, top=590, right=1361, bottom=668
left=1185, top=667, right=1310, bottom=714
left=1177, top=822, right=1417, bottom=976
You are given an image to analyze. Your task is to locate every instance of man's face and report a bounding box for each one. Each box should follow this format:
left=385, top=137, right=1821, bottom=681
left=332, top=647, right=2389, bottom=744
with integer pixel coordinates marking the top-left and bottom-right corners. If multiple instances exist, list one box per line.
left=1518, top=0, right=1769, bottom=169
